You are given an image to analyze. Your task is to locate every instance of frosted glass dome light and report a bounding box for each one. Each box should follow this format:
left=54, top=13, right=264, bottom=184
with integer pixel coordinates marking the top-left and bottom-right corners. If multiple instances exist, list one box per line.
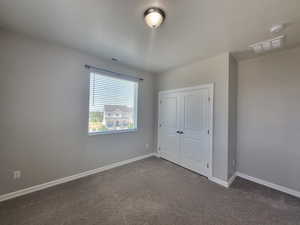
left=144, top=8, right=165, bottom=29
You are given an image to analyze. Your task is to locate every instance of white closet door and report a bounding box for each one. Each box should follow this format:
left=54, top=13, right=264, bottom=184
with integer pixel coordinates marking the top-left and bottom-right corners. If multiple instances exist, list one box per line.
left=158, top=84, right=213, bottom=178
left=158, top=93, right=181, bottom=163
left=180, top=89, right=211, bottom=177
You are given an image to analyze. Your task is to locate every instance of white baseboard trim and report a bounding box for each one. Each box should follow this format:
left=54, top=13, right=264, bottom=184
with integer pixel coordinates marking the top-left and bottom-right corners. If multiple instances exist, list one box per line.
left=209, top=173, right=237, bottom=188
left=209, top=177, right=230, bottom=188
left=227, top=173, right=237, bottom=187
left=152, top=152, right=160, bottom=158
left=236, top=172, right=300, bottom=199
left=0, top=153, right=156, bottom=202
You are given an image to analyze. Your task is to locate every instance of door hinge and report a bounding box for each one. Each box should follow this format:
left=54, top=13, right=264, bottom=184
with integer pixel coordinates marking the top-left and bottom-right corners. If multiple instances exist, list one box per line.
left=158, top=146, right=161, bottom=151
left=208, top=97, right=211, bottom=102
left=159, top=123, right=162, bottom=128
left=206, top=163, right=209, bottom=168
left=207, top=129, right=210, bottom=135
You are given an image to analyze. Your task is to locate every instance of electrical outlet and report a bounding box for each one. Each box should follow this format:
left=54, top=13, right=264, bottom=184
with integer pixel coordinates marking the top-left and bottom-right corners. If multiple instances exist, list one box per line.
left=13, top=171, right=21, bottom=180
left=145, top=144, right=149, bottom=149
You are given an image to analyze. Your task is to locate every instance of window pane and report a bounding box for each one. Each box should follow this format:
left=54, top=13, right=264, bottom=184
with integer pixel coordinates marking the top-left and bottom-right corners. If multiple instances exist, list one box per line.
left=88, top=72, right=138, bottom=134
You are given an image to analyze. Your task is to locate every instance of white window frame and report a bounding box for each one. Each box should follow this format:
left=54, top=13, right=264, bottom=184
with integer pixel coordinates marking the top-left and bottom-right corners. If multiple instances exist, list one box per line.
left=88, top=71, right=139, bottom=136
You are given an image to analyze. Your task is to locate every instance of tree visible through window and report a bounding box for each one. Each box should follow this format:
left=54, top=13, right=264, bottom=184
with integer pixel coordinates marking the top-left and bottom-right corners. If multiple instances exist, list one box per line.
left=88, top=72, right=138, bottom=134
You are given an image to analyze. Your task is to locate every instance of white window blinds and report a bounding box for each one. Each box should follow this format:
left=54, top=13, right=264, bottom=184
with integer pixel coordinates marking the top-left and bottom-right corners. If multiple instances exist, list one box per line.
left=88, top=71, right=138, bottom=134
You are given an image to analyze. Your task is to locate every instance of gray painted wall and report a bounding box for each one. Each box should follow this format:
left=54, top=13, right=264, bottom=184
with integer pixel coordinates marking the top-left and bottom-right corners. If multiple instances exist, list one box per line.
left=237, top=47, right=300, bottom=191
left=0, top=29, right=156, bottom=195
left=156, top=53, right=233, bottom=181
left=227, top=55, right=238, bottom=179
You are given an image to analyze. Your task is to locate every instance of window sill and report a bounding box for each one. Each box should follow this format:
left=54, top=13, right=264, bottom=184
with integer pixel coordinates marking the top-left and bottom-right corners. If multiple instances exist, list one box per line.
left=88, top=128, right=138, bottom=136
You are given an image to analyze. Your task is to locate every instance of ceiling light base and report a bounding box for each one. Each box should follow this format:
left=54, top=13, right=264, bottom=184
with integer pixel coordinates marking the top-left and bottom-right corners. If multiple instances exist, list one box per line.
left=144, top=7, right=165, bottom=29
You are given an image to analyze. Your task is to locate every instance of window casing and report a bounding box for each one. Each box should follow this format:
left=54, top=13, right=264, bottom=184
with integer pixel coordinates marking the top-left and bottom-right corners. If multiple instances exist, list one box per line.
left=88, top=71, right=138, bottom=135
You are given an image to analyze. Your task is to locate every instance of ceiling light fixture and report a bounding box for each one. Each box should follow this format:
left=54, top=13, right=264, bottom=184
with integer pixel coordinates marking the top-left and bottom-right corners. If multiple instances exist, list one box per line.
left=144, top=7, right=165, bottom=29
left=270, top=24, right=285, bottom=34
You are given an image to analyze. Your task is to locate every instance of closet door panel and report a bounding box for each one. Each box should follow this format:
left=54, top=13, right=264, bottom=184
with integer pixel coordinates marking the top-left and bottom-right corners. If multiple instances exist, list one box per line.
left=180, top=89, right=210, bottom=176
left=158, top=93, right=180, bottom=163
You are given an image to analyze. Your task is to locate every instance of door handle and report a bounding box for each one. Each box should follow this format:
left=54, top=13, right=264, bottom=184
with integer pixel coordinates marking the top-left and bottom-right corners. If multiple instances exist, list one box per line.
left=180, top=131, right=184, bottom=134
left=176, top=131, right=181, bottom=134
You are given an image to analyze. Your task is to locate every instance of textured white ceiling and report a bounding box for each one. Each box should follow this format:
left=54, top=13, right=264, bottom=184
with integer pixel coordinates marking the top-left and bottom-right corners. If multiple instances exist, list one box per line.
left=0, top=0, right=300, bottom=73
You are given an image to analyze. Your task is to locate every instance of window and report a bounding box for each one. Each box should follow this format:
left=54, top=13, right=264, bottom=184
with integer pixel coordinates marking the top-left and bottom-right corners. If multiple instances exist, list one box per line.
left=88, top=71, right=138, bottom=134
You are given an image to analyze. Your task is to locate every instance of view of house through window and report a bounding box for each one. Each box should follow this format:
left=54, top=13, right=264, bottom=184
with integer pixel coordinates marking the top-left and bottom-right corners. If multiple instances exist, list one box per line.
left=88, top=72, right=138, bottom=134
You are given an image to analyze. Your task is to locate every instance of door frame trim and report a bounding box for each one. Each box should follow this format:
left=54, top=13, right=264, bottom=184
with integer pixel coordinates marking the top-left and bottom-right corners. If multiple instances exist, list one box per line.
left=158, top=84, right=214, bottom=95
left=157, top=83, right=214, bottom=179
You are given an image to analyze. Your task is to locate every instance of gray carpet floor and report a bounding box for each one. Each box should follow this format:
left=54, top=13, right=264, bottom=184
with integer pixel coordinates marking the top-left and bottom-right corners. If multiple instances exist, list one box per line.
left=1, top=157, right=300, bottom=225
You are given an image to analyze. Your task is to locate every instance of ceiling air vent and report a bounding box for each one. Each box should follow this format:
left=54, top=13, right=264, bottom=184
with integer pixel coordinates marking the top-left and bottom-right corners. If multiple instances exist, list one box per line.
left=249, top=35, right=285, bottom=54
